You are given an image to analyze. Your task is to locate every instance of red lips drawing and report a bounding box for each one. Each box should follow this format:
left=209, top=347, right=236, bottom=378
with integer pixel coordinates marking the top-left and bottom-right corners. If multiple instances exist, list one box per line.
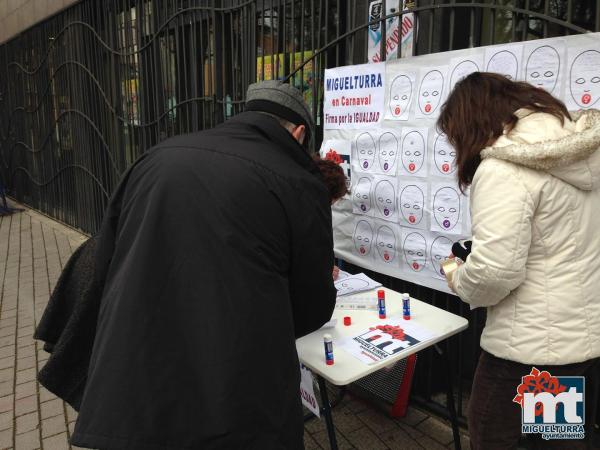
left=582, top=93, right=592, bottom=105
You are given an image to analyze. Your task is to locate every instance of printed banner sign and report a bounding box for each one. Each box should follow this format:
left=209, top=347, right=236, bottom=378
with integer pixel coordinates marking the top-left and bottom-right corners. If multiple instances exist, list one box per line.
left=324, top=63, right=385, bottom=129
left=299, top=364, right=320, bottom=418
left=368, top=1, right=415, bottom=62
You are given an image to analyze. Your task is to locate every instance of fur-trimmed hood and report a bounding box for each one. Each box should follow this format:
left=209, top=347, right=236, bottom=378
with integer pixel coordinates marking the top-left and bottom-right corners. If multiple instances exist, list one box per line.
left=481, top=108, right=600, bottom=191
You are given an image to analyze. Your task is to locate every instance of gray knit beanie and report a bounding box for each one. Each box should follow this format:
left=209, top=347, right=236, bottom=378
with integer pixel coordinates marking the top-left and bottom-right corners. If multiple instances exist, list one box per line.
left=245, top=80, right=314, bottom=141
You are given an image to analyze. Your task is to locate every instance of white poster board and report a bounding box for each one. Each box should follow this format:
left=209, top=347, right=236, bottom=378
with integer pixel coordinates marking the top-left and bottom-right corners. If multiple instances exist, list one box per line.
left=322, top=33, right=600, bottom=294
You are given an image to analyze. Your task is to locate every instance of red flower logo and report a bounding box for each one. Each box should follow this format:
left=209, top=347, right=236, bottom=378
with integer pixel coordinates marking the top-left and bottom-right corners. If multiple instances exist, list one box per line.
left=513, top=367, right=567, bottom=416
left=325, top=149, right=343, bottom=165
left=368, top=324, right=405, bottom=340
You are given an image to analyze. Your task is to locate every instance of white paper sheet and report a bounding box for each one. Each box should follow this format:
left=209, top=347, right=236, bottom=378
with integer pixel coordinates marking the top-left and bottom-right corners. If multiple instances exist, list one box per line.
left=353, top=132, right=378, bottom=172
left=485, top=44, right=524, bottom=81
left=336, top=269, right=352, bottom=280
left=398, top=127, right=429, bottom=177
left=401, top=228, right=429, bottom=273
left=566, top=47, right=600, bottom=110
left=351, top=174, right=374, bottom=216
left=397, top=180, right=428, bottom=229
left=335, top=272, right=382, bottom=297
left=431, top=133, right=457, bottom=178
left=373, top=220, right=402, bottom=266
left=430, top=182, right=463, bottom=235
left=351, top=217, right=376, bottom=260
left=522, top=40, right=565, bottom=95
left=372, top=176, right=399, bottom=222
left=429, top=234, right=454, bottom=279
left=447, top=54, right=484, bottom=93
left=415, top=66, right=448, bottom=118
left=385, top=70, right=417, bottom=121
left=376, top=130, right=401, bottom=175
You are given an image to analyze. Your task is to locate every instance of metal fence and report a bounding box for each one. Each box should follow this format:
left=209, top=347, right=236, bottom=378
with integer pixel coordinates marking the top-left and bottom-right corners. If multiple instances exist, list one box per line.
left=0, top=0, right=597, bottom=426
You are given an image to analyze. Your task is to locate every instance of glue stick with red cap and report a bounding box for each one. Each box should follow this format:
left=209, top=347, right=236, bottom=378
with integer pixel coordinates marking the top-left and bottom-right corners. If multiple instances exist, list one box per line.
left=402, top=293, right=411, bottom=320
left=377, top=290, right=386, bottom=319
left=323, top=334, right=334, bottom=365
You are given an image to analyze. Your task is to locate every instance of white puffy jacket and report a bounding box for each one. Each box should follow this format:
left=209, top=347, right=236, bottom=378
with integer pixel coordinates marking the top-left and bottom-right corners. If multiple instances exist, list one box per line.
left=452, top=108, right=600, bottom=365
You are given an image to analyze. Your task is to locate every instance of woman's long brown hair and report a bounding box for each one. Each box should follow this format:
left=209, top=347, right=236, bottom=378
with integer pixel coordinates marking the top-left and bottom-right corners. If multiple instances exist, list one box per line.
left=437, top=72, right=571, bottom=191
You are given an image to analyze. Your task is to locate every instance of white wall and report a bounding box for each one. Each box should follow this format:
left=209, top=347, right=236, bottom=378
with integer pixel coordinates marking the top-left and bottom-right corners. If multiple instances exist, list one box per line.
left=0, top=0, right=80, bottom=44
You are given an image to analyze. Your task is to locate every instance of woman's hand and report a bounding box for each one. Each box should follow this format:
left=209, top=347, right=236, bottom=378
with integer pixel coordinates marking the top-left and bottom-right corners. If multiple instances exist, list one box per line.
left=444, top=254, right=462, bottom=292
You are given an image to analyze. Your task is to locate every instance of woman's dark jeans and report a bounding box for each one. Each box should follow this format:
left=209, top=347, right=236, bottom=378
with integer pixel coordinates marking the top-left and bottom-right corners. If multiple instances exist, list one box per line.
left=468, top=350, right=599, bottom=450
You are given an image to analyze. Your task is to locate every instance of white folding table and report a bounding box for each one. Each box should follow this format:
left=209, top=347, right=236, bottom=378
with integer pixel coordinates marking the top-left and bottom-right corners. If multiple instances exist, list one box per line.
left=296, top=287, right=469, bottom=450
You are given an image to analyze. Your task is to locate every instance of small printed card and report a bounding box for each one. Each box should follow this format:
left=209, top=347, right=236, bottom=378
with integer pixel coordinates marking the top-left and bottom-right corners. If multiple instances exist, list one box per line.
left=339, top=318, right=436, bottom=365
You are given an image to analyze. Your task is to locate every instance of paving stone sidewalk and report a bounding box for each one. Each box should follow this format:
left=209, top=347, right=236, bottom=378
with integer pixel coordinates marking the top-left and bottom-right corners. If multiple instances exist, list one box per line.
left=0, top=201, right=469, bottom=450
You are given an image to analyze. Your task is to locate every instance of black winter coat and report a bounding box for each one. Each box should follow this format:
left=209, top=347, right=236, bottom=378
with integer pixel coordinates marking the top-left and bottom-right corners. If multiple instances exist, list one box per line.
left=70, top=112, right=337, bottom=450
left=34, top=235, right=99, bottom=410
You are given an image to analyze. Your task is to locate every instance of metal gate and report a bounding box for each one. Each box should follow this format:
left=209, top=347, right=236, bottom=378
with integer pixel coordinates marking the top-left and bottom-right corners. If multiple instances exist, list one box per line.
left=0, top=0, right=597, bottom=424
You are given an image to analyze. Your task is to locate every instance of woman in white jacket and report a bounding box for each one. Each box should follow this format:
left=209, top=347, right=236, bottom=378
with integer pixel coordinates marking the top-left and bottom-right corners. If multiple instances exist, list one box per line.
left=437, top=72, right=600, bottom=450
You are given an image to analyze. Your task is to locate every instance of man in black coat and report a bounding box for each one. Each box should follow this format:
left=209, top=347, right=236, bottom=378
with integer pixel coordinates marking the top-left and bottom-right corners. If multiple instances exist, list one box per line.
left=70, top=81, right=337, bottom=450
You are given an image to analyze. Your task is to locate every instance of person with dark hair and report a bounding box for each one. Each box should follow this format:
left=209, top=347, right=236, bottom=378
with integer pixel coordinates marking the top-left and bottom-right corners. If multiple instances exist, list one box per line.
left=68, top=80, right=336, bottom=450
left=313, top=155, right=349, bottom=203
left=438, top=72, right=600, bottom=450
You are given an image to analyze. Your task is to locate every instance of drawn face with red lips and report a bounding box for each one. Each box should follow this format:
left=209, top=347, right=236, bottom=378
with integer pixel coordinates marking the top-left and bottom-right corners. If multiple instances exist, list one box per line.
left=375, top=180, right=396, bottom=219
left=356, top=133, right=376, bottom=170
left=430, top=236, right=453, bottom=278
left=403, top=232, right=427, bottom=272
left=378, top=132, right=398, bottom=174
left=418, top=70, right=444, bottom=116
left=401, top=131, right=425, bottom=174
left=353, top=220, right=373, bottom=256
left=570, top=50, right=600, bottom=108
left=389, top=75, right=412, bottom=118
left=433, top=134, right=456, bottom=175
left=526, top=45, right=560, bottom=94
left=400, top=184, right=424, bottom=226
left=376, top=225, right=396, bottom=263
